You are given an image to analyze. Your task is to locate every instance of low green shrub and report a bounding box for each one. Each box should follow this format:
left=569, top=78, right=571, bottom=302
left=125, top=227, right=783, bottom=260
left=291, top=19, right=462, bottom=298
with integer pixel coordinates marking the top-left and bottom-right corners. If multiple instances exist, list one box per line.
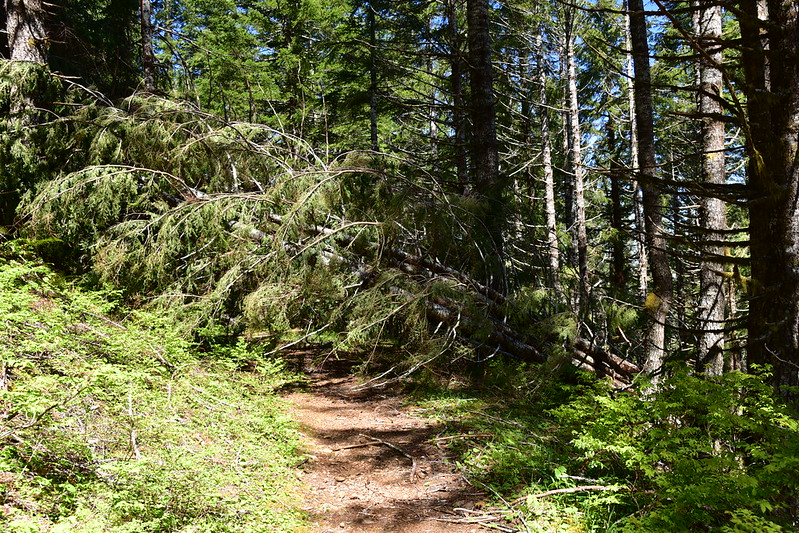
left=0, top=245, right=306, bottom=532
left=553, top=368, right=799, bottom=531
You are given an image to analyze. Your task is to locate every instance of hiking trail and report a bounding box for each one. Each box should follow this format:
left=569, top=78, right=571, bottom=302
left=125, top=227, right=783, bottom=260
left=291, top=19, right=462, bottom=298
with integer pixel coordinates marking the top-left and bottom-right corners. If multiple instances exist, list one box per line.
left=285, top=358, right=512, bottom=532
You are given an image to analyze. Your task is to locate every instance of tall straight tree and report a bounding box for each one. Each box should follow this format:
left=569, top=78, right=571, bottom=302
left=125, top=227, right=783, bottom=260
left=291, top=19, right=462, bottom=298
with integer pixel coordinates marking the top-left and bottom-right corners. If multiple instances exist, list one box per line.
left=366, top=3, right=378, bottom=151
left=629, top=0, right=673, bottom=377
left=467, top=0, right=504, bottom=292
left=446, top=0, right=468, bottom=192
left=535, top=31, right=561, bottom=298
left=624, top=1, right=648, bottom=299
left=563, top=9, right=589, bottom=322
left=695, top=0, right=726, bottom=375
left=739, top=0, right=799, bottom=398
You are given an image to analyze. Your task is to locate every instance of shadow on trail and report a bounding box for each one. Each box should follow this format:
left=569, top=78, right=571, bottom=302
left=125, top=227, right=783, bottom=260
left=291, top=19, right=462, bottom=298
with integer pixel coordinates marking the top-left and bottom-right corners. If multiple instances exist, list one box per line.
left=284, top=352, right=503, bottom=532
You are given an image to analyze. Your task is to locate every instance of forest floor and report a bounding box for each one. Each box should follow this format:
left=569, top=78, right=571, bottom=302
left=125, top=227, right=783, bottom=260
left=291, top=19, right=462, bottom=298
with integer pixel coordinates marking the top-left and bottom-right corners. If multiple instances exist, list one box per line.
left=285, top=356, right=513, bottom=533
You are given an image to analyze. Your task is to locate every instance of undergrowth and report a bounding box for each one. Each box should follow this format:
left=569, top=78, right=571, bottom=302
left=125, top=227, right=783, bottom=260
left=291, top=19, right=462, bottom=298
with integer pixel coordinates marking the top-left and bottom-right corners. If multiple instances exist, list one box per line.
left=407, top=360, right=799, bottom=532
left=0, top=241, right=307, bottom=532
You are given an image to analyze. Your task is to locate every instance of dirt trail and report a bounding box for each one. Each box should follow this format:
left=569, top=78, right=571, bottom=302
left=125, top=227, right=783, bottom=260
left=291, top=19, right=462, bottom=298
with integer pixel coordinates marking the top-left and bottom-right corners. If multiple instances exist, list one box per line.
left=285, top=360, right=500, bottom=533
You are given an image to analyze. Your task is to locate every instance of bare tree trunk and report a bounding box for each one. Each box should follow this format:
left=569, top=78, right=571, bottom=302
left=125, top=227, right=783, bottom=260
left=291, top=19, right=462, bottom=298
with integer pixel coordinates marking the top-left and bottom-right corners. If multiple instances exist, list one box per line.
left=466, top=0, right=505, bottom=292
left=6, top=0, right=47, bottom=64
left=564, top=11, right=589, bottom=323
left=695, top=0, right=727, bottom=375
left=140, top=0, right=155, bottom=92
left=536, top=32, right=561, bottom=299
left=629, top=0, right=673, bottom=378
left=606, top=119, right=627, bottom=293
left=624, top=2, right=648, bottom=299
left=560, top=33, right=576, bottom=277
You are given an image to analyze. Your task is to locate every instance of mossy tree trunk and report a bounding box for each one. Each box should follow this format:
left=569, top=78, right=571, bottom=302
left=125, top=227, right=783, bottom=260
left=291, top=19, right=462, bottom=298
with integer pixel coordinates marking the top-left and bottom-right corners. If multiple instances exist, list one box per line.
left=6, top=0, right=47, bottom=64
left=740, top=0, right=799, bottom=399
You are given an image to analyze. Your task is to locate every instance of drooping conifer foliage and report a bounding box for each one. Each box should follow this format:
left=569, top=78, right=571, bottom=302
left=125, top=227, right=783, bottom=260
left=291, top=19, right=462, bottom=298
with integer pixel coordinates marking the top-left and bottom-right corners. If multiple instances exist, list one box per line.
left=2, top=0, right=799, bottom=530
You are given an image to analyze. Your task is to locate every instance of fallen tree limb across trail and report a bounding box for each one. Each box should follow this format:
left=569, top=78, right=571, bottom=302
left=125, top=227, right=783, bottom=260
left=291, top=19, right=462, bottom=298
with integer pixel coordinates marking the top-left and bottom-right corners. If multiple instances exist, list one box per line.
left=247, top=213, right=641, bottom=386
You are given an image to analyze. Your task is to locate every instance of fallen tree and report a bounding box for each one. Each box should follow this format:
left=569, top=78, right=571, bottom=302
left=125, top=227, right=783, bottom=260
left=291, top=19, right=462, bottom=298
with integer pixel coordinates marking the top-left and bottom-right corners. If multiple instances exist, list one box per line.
left=16, top=94, right=640, bottom=388
left=259, top=213, right=640, bottom=387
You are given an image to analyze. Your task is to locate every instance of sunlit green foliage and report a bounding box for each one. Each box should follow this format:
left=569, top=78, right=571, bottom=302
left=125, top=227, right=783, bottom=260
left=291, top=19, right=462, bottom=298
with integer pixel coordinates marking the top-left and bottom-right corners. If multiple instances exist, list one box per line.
left=0, top=62, right=68, bottom=226
left=408, top=361, right=799, bottom=532
left=0, top=244, right=306, bottom=532
left=554, top=369, right=799, bottom=531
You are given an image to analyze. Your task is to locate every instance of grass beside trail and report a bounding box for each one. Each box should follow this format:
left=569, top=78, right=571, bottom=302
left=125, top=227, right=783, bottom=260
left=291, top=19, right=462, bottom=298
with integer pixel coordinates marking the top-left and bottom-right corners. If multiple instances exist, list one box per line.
left=0, top=247, right=307, bottom=532
left=404, top=359, right=799, bottom=533
left=406, top=370, right=596, bottom=533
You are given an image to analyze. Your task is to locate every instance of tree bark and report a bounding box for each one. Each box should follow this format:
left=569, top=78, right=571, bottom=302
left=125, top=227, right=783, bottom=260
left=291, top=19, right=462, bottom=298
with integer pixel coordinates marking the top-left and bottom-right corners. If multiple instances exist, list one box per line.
left=564, top=11, right=589, bottom=322
left=740, top=0, right=799, bottom=398
left=140, top=0, right=155, bottom=92
left=466, top=0, right=505, bottom=292
left=624, top=2, right=649, bottom=299
left=606, top=119, right=627, bottom=293
left=629, top=0, right=673, bottom=378
left=6, top=0, right=47, bottom=64
left=535, top=32, right=561, bottom=299
left=367, top=4, right=379, bottom=151
left=695, top=0, right=726, bottom=375
left=446, top=0, right=468, bottom=192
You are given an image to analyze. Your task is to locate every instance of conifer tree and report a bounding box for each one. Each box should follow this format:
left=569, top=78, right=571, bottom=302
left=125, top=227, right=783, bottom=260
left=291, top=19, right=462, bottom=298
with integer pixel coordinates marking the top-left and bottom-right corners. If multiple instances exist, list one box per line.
left=695, top=0, right=726, bottom=375
left=6, top=0, right=47, bottom=64
left=739, top=0, right=799, bottom=398
left=467, top=0, right=505, bottom=292
left=629, top=0, right=673, bottom=378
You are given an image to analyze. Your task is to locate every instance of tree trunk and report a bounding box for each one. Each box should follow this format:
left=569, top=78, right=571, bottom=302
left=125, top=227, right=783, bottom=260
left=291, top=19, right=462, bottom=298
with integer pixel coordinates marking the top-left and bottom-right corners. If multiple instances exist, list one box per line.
left=629, top=0, right=673, bottom=378
left=140, top=0, right=155, bottom=92
left=695, top=0, right=726, bottom=375
left=564, top=11, right=589, bottom=323
left=536, top=32, right=561, bottom=299
left=740, top=0, right=799, bottom=399
left=606, top=119, right=627, bottom=294
left=6, top=0, right=47, bottom=64
left=625, top=2, right=648, bottom=299
left=446, top=0, right=468, bottom=192
left=466, top=0, right=505, bottom=292
left=367, top=4, right=379, bottom=151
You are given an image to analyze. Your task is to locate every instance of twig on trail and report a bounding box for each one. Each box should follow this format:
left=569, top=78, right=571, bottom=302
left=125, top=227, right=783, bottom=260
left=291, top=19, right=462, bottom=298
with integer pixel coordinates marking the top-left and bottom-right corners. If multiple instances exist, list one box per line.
left=331, top=440, right=384, bottom=451
left=127, top=389, right=140, bottom=461
left=433, top=514, right=518, bottom=532
left=513, top=484, right=620, bottom=502
left=433, top=433, right=493, bottom=442
left=356, top=433, right=419, bottom=483
left=473, top=478, right=531, bottom=532
left=350, top=351, right=442, bottom=391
